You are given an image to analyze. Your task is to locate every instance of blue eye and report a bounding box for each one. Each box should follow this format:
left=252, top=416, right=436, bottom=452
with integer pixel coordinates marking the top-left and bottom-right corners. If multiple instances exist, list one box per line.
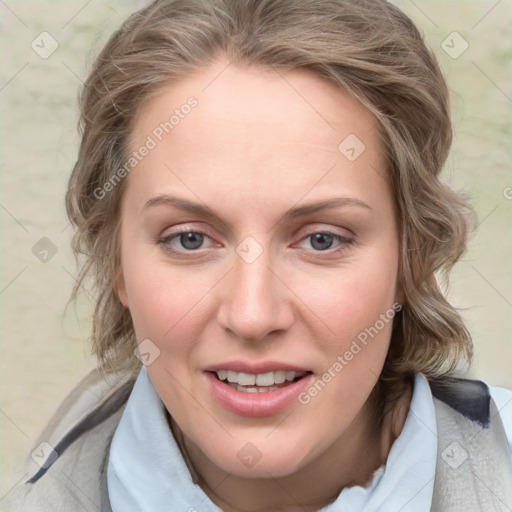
left=308, top=232, right=336, bottom=251
left=175, top=232, right=206, bottom=250
left=301, top=232, right=352, bottom=253
left=158, top=231, right=212, bottom=254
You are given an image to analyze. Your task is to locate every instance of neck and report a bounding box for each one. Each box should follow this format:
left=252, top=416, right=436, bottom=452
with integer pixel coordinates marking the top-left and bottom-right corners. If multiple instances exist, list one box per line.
left=168, top=378, right=412, bottom=512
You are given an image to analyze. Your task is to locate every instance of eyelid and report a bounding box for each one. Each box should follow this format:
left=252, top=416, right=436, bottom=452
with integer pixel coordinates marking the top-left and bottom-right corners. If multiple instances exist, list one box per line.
left=302, top=230, right=352, bottom=243
left=298, top=223, right=354, bottom=238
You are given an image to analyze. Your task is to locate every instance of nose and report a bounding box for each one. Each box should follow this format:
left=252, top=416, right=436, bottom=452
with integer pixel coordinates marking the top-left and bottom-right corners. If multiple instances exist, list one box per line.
left=216, top=247, right=294, bottom=343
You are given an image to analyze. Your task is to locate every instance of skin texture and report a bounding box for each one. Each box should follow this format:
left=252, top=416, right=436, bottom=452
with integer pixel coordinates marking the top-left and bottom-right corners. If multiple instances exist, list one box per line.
left=116, top=55, right=411, bottom=512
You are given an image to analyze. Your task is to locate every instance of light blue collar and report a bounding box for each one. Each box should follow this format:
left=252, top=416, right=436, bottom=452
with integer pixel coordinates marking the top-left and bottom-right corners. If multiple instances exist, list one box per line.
left=107, top=367, right=436, bottom=511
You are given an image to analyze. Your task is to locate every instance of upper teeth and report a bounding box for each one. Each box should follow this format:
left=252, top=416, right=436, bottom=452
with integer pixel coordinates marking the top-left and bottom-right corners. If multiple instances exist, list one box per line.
left=215, top=370, right=305, bottom=386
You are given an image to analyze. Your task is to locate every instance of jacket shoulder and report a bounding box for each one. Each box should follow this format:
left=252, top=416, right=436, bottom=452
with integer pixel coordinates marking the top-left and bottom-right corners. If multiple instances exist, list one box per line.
left=2, top=368, right=136, bottom=512
left=428, top=375, right=490, bottom=427
left=429, top=375, right=512, bottom=511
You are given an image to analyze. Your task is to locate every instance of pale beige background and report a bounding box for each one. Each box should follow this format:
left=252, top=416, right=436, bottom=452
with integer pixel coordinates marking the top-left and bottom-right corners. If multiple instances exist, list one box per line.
left=1, top=0, right=511, bottom=499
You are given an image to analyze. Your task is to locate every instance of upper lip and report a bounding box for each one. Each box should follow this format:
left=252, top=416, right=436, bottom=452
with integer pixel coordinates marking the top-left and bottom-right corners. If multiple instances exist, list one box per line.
left=203, top=361, right=311, bottom=374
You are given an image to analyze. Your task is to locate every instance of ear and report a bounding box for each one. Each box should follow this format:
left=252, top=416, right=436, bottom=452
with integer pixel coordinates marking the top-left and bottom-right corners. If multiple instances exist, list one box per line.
left=115, top=270, right=129, bottom=308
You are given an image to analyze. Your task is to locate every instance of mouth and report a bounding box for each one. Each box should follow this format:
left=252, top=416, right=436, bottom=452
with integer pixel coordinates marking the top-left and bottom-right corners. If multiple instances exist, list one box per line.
left=204, top=366, right=314, bottom=417
left=210, top=370, right=310, bottom=393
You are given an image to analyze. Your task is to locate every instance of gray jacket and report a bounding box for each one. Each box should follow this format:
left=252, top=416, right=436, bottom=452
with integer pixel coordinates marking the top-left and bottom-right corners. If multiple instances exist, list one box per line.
left=3, top=369, right=512, bottom=511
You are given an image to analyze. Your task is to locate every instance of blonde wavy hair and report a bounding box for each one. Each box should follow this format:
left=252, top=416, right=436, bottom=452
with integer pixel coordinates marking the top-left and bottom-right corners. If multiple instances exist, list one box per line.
left=65, top=0, right=476, bottom=396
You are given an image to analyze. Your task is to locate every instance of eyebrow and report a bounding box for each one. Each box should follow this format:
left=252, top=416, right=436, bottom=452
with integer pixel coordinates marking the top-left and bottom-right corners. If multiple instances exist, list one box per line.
left=143, top=194, right=372, bottom=225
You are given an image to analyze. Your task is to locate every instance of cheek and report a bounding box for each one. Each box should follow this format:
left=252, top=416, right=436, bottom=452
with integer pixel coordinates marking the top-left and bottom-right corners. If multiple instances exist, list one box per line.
left=300, top=252, right=398, bottom=343
left=298, top=285, right=397, bottom=427
left=122, top=250, right=214, bottom=354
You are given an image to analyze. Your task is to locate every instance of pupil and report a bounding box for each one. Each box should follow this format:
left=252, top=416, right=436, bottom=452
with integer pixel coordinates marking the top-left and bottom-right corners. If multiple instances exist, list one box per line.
left=311, top=233, right=333, bottom=251
left=181, top=232, right=204, bottom=250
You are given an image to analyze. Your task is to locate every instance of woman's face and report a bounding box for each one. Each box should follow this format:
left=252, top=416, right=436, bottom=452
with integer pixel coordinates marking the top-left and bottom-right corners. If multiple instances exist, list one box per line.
left=117, top=56, right=401, bottom=478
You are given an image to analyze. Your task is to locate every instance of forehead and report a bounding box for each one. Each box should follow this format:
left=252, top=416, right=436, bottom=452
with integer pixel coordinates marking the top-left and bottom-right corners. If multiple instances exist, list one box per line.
left=125, top=57, right=389, bottom=216
left=130, top=57, right=379, bottom=148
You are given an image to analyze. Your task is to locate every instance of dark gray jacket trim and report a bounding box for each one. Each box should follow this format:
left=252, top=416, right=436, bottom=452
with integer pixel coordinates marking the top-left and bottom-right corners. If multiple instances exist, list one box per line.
left=429, top=376, right=490, bottom=428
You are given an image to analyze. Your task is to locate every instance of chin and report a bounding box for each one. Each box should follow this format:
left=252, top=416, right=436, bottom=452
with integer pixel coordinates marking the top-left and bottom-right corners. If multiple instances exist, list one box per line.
left=208, top=442, right=311, bottom=479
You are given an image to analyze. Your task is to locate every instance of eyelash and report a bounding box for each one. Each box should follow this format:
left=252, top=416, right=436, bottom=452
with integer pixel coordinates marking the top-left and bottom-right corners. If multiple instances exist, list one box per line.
left=156, top=228, right=353, bottom=257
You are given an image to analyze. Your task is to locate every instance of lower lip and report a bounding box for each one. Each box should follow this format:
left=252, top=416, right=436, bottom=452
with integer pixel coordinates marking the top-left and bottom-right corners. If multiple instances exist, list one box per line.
left=205, top=372, right=314, bottom=417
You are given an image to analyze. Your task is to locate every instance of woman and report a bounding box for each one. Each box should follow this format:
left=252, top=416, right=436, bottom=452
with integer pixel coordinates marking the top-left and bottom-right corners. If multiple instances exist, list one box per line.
left=5, top=0, right=512, bottom=510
